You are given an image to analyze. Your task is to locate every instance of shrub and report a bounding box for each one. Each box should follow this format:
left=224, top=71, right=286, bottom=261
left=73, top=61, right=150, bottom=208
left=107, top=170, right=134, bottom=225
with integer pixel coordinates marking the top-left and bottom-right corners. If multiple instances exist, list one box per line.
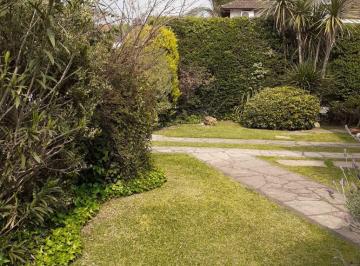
left=0, top=1, right=103, bottom=262
left=285, top=62, right=323, bottom=92
left=168, top=17, right=285, bottom=117
left=84, top=26, right=180, bottom=181
left=330, top=95, right=360, bottom=126
left=329, top=25, right=360, bottom=101
left=241, top=86, right=320, bottom=130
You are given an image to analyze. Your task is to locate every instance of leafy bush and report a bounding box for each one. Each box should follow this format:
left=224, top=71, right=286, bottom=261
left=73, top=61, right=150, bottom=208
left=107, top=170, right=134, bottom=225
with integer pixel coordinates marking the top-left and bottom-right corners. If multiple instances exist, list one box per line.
left=241, top=86, right=320, bottom=130
left=285, top=62, right=323, bottom=92
left=84, top=26, right=179, bottom=181
left=34, top=170, right=166, bottom=265
left=330, top=95, right=360, bottom=126
left=168, top=17, right=285, bottom=117
left=329, top=25, right=360, bottom=101
left=0, top=1, right=104, bottom=262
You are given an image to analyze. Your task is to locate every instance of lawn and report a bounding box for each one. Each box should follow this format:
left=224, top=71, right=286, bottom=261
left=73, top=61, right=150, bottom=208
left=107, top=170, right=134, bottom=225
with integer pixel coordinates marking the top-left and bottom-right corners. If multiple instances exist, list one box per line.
left=152, top=141, right=360, bottom=153
left=261, top=156, right=358, bottom=189
left=155, top=121, right=355, bottom=143
left=76, top=154, right=360, bottom=265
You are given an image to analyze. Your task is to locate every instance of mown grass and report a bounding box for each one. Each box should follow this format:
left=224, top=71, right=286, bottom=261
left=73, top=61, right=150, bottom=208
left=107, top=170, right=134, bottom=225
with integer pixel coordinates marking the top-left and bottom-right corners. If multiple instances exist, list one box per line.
left=155, top=121, right=355, bottom=143
left=260, top=156, right=358, bottom=189
left=152, top=141, right=360, bottom=153
left=76, top=154, right=360, bottom=265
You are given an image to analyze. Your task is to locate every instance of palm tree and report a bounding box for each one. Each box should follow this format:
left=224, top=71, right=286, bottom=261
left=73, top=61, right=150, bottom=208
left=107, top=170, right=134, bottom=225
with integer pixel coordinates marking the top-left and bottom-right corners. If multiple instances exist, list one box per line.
left=265, top=0, right=294, bottom=34
left=319, top=0, right=349, bottom=78
left=290, top=0, right=313, bottom=64
left=264, top=0, right=294, bottom=63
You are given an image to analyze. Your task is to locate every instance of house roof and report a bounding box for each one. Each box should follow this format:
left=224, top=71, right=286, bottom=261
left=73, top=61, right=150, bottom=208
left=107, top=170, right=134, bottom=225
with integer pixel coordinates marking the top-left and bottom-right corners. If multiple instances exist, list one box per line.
left=221, top=0, right=266, bottom=10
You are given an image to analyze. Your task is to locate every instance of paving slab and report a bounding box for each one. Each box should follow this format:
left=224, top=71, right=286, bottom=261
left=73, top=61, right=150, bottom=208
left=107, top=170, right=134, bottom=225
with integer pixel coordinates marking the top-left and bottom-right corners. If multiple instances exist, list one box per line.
left=153, top=146, right=360, bottom=246
left=277, top=159, right=326, bottom=167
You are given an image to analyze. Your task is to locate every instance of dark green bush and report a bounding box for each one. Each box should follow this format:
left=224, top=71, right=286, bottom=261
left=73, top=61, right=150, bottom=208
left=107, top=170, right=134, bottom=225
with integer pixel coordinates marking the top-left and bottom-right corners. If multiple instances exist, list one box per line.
left=241, top=86, right=320, bottom=130
left=330, top=95, right=360, bottom=127
left=329, top=25, right=360, bottom=101
left=168, top=17, right=285, bottom=117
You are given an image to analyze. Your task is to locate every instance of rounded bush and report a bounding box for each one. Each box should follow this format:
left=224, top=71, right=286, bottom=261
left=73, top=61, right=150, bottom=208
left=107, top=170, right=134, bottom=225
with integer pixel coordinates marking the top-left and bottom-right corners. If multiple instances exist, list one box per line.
left=241, top=86, right=320, bottom=130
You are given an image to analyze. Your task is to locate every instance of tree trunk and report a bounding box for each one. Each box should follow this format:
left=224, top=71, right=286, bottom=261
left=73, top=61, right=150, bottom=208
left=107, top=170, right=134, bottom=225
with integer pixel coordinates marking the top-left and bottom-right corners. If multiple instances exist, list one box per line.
left=297, top=32, right=303, bottom=64
left=321, top=39, right=334, bottom=78
left=314, top=39, right=321, bottom=70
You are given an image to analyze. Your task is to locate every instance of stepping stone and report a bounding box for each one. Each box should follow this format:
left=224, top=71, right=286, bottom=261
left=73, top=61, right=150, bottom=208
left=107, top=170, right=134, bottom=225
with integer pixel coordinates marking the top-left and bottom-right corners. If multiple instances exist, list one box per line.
left=275, top=135, right=292, bottom=140
left=276, top=159, right=326, bottom=167
left=333, top=161, right=359, bottom=169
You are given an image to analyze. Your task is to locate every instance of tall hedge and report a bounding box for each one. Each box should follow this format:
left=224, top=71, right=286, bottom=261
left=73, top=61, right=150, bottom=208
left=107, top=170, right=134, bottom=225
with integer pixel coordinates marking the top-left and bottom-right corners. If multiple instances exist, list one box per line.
left=329, top=25, right=360, bottom=101
left=168, top=17, right=285, bottom=117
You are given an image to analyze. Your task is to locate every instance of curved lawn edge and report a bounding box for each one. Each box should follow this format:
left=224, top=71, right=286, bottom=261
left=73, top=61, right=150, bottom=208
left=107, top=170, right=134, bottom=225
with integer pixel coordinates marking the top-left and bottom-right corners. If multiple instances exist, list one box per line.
left=33, top=170, right=166, bottom=265
left=75, top=154, right=360, bottom=265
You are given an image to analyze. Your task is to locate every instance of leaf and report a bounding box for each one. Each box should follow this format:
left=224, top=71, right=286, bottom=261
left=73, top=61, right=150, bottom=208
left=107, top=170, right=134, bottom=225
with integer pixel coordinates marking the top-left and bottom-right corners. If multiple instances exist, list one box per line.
left=47, top=28, right=56, bottom=48
left=21, top=154, right=26, bottom=169
left=14, top=95, right=20, bottom=109
left=4, top=51, right=10, bottom=64
left=44, top=50, right=55, bottom=65
left=32, top=152, right=42, bottom=163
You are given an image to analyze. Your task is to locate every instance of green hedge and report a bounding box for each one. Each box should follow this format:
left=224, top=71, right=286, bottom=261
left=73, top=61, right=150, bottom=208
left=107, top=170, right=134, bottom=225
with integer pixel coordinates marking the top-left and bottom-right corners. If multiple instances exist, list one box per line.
left=329, top=25, right=360, bottom=101
left=241, top=87, right=320, bottom=130
left=168, top=17, right=285, bottom=117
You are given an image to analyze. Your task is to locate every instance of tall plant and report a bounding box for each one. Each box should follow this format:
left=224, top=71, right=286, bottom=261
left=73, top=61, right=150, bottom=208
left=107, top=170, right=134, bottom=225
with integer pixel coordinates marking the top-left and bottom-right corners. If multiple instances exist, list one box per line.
left=319, top=0, right=349, bottom=78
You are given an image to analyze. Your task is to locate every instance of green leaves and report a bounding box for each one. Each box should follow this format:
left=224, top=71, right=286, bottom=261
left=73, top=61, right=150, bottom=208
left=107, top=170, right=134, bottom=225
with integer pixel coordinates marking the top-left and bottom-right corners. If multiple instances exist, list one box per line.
left=46, top=29, right=56, bottom=48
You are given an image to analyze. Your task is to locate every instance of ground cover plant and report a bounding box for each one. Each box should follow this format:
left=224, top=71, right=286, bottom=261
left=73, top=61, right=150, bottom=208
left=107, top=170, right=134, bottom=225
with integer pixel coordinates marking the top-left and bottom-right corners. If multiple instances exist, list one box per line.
left=155, top=121, right=355, bottom=143
left=75, top=154, right=360, bottom=265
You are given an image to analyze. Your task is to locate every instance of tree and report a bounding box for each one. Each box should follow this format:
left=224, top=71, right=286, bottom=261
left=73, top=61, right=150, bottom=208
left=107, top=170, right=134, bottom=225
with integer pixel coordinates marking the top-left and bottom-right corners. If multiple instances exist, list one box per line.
left=187, top=0, right=233, bottom=17
left=319, top=0, right=349, bottom=78
left=290, top=0, right=313, bottom=64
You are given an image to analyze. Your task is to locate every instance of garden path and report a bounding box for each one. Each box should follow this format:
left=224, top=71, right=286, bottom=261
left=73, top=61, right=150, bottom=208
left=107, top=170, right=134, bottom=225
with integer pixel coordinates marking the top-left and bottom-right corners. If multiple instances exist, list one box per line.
left=152, top=135, right=360, bottom=148
left=153, top=146, right=360, bottom=246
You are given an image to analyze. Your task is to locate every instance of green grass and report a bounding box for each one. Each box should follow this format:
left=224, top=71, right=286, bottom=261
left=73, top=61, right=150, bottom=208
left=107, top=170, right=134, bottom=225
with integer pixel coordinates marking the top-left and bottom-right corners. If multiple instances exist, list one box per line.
left=260, top=156, right=357, bottom=189
left=76, top=154, right=360, bottom=265
left=152, top=141, right=360, bottom=153
left=155, top=121, right=355, bottom=143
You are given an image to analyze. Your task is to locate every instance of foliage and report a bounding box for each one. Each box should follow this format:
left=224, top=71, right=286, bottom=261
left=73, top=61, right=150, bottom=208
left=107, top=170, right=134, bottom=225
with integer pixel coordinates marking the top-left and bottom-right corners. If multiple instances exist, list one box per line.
left=168, top=17, right=285, bottom=117
left=34, top=169, right=166, bottom=265
left=0, top=1, right=104, bottom=263
left=84, top=26, right=179, bottom=181
left=285, top=62, right=323, bottom=92
left=329, top=25, right=360, bottom=100
left=241, top=86, right=320, bottom=130
left=330, top=95, right=360, bottom=126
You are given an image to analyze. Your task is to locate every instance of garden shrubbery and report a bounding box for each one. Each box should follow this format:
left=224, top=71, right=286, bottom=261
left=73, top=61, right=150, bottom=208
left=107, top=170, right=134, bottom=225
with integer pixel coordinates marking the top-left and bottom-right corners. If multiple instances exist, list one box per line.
left=168, top=17, right=285, bottom=117
left=241, top=87, right=320, bottom=130
left=0, top=0, right=177, bottom=264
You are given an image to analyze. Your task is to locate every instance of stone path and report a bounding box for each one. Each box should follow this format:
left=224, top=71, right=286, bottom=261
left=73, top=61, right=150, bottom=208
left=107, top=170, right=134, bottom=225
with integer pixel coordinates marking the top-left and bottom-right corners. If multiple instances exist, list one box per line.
left=153, top=146, right=360, bottom=246
left=153, top=134, right=360, bottom=148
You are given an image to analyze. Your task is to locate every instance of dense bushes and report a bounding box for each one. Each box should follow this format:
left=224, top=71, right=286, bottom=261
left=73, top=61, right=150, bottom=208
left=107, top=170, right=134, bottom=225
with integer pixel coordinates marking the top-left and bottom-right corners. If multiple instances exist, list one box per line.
left=168, top=17, right=285, bottom=117
left=241, top=87, right=320, bottom=130
left=0, top=0, right=177, bottom=264
left=329, top=25, right=360, bottom=101
left=0, top=1, right=104, bottom=262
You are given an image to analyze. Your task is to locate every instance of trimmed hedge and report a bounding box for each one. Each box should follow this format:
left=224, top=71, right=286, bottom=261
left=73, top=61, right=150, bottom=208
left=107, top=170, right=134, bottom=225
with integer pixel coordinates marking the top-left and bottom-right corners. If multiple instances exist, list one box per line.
left=329, top=25, right=360, bottom=101
left=168, top=17, right=285, bottom=117
left=241, top=87, right=320, bottom=130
